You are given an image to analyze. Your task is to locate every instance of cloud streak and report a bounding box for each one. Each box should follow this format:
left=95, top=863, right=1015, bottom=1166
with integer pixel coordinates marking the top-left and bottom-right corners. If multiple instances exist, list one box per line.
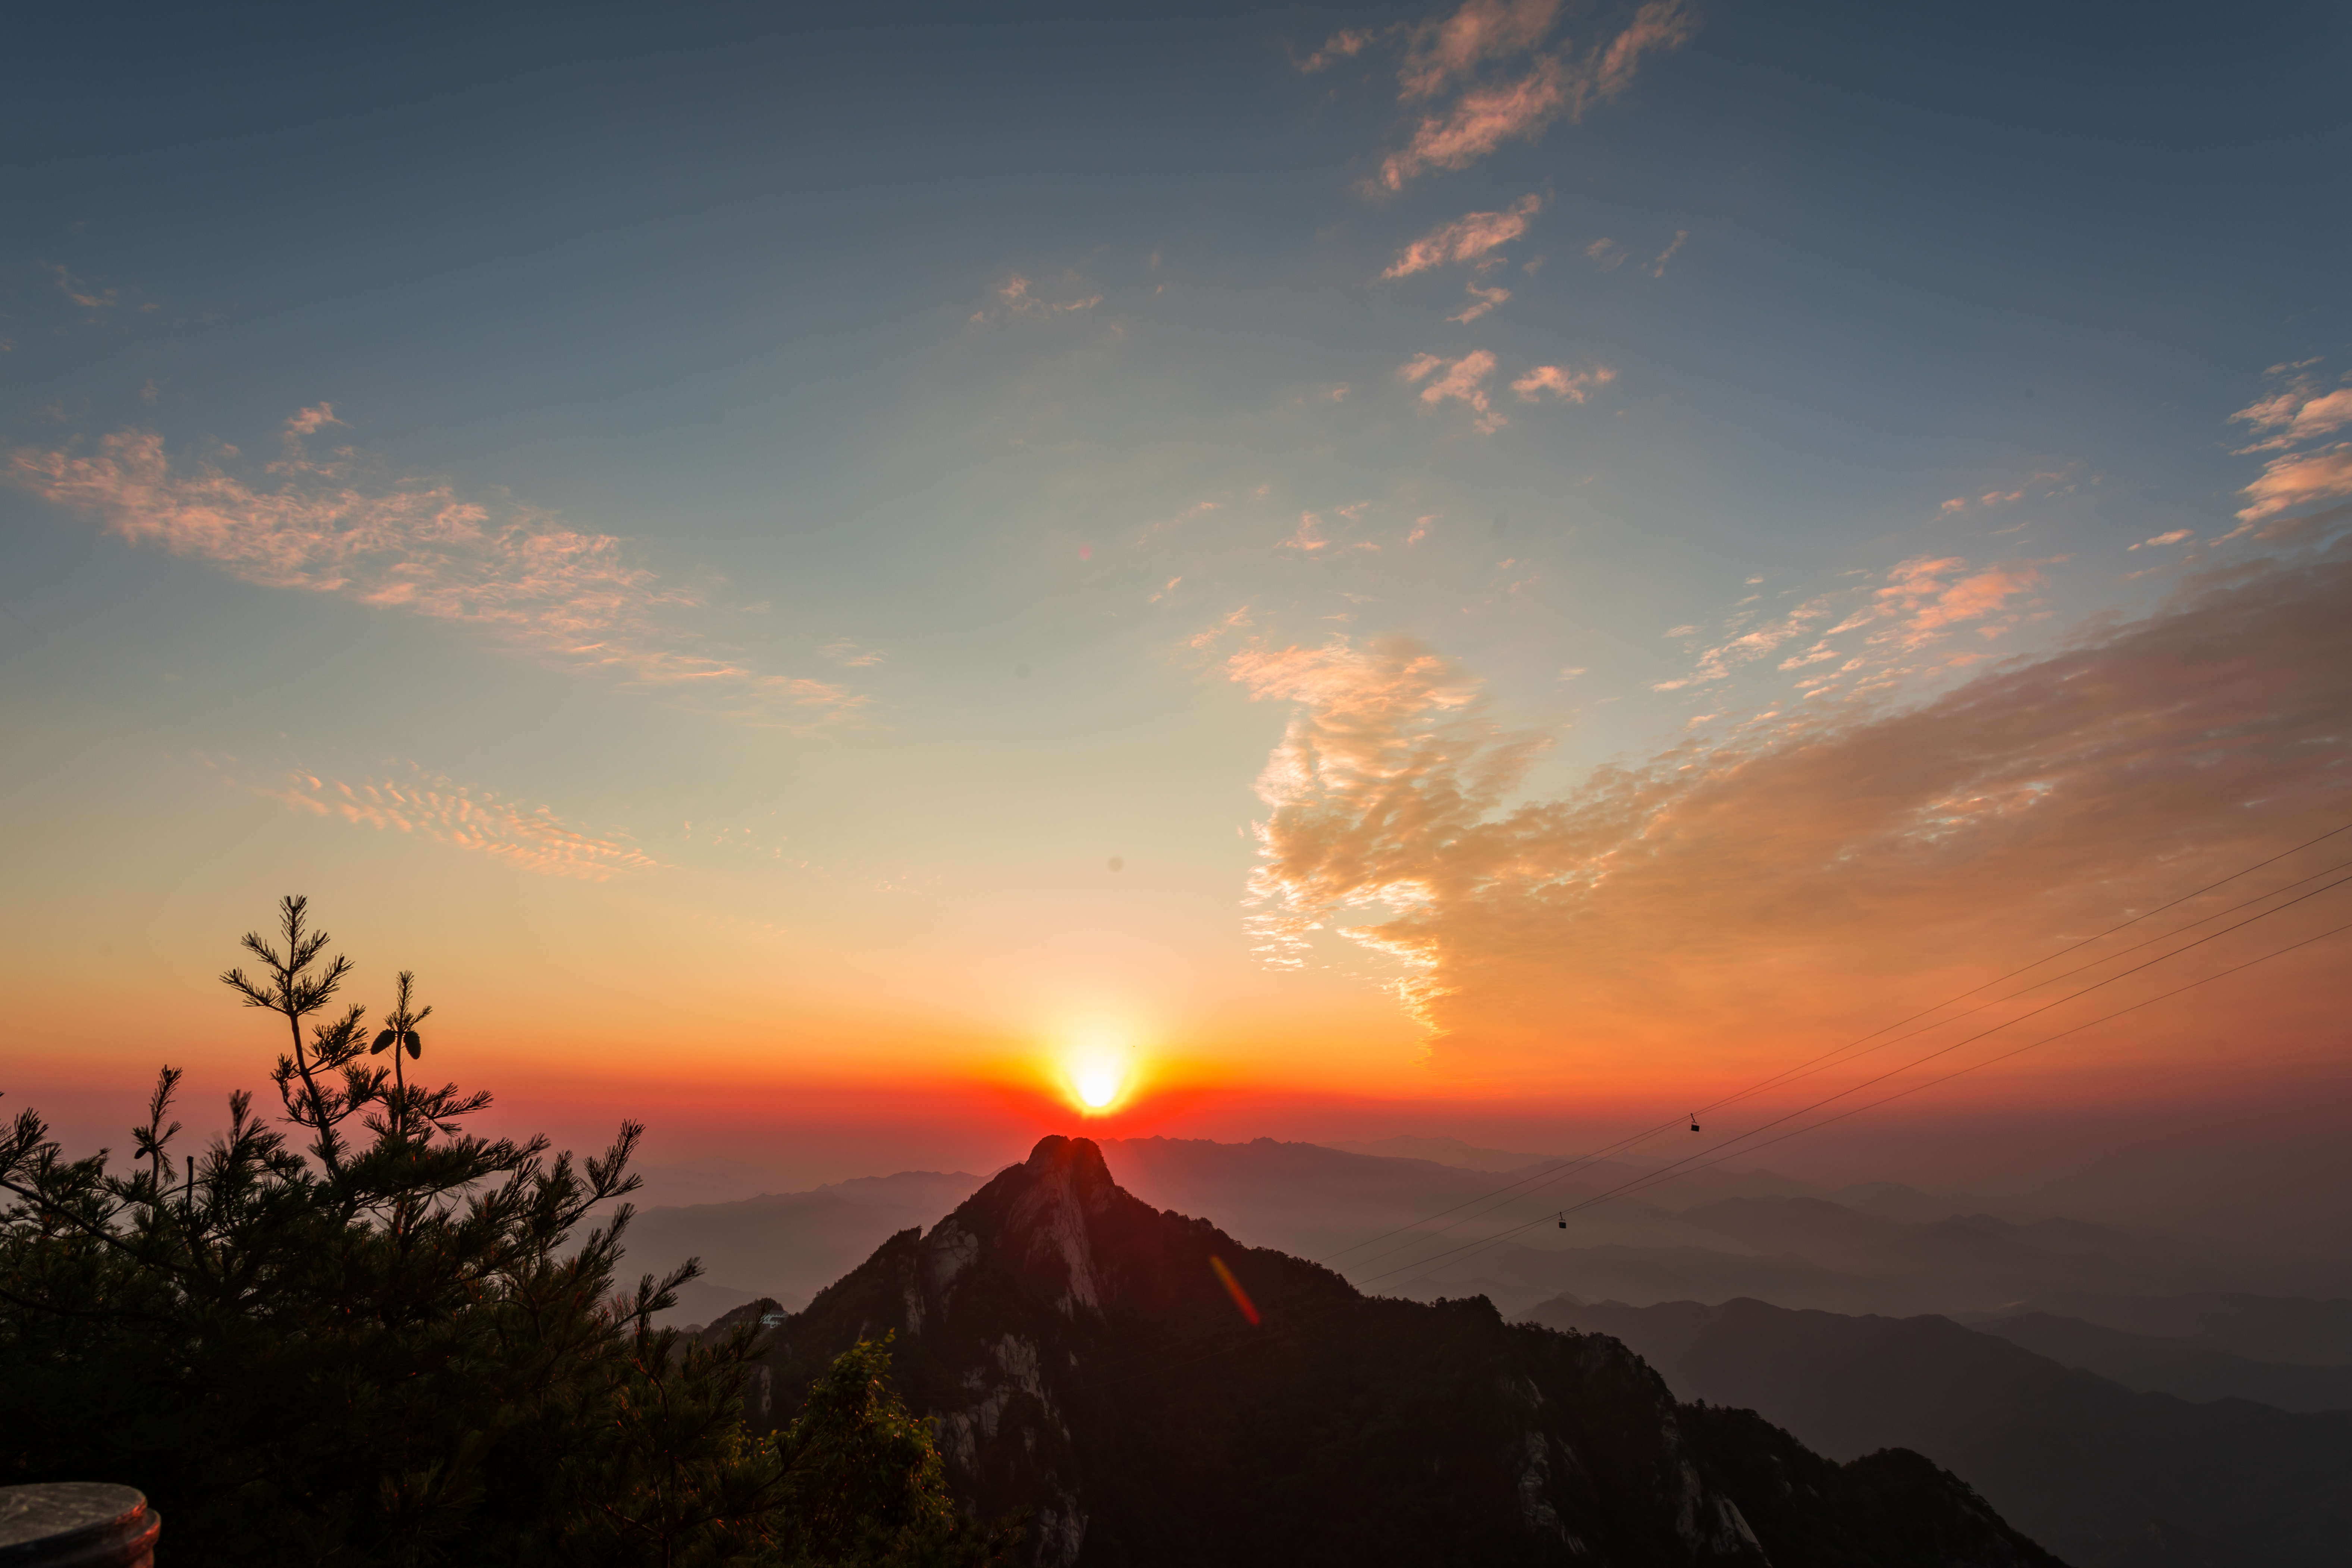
left=1383, top=194, right=1545, bottom=277
left=1228, top=545, right=2352, bottom=1075
left=12, top=420, right=862, bottom=728
left=245, top=762, right=664, bottom=880
left=1377, top=0, right=1697, bottom=188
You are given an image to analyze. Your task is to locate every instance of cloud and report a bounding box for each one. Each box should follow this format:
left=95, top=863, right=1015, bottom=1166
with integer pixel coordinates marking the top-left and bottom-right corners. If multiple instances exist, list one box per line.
left=819, top=639, right=884, bottom=667
left=1448, top=281, right=1512, bottom=323
left=1282, top=512, right=1332, bottom=552
left=1980, top=489, right=2023, bottom=506
left=286, top=404, right=345, bottom=436
left=993, top=274, right=1103, bottom=320
left=1382, top=57, right=1568, bottom=187
left=1383, top=194, right=1545, bottom=277
left=247, top=762, right=663, bottom=880
left=1398, top=353, right=1446, bottom=383
left=1511, top=363, right=1615, bottom=402
left=1653, top=554, right=2050, bottom=696
left=2232, top=376, right=2352, bottom=453
left=2130, top=530, right=2192, bottom=551
left=1644, top=228, right=1689, bottom=277
left=1398, top=0, right=1562, bottom=100
left=1379, top=0, right=1698, bottom=185
left=2236, top=444, right=2352, bottom=524
left=1833, top=555, right=2048, bottom=650
left=1939, top=498, right=1968, bottom=515
left=1585, top=238, right=1627, bottom=271
left=11, top=423, right=863, bottom=728
left=1408, top=350, right=1505, bottom=431
left=1299, top=26, right=1379, bottom=72
left=1227, top=546, right=2352, bottom=1071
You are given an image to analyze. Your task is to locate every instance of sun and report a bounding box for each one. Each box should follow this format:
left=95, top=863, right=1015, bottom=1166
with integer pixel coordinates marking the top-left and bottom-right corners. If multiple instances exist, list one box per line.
left=1058, top=1038, right=1137, bottom=1116
left=1076, top=1064, right=1122, bottom=1110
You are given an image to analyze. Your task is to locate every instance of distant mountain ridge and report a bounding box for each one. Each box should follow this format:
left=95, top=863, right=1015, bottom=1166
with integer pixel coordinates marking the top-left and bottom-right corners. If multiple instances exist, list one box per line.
left=1523, top=1295, right=2352, bottom=1564
left=747, top=1135, right=2061, bottom=1567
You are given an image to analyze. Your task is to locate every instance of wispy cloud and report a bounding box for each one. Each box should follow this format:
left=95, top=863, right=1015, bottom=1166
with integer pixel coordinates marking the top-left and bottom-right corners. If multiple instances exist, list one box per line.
left=1298, top=26, right=1380, bottom=72
left=1511, top=363, right=1615, bottom=402
left=1383, top=194, right=1545, bottom=277
left=12, top=420, right=863, bottom=728
left=1403, top=350, right=1505, bottom=431
left=1377, top=0, right=1698, bottom=188
left=1448, top=280, right=1513, bottom=322
left=1226, top=548, right=2352, bottom=1068
left=2225, top=362, right=2352, bottom=530
left=1382, top=57, right=1568, bottom=187
left=987, top=273, right=1104, bottom=321
left=1652, top=555, right=2050, bottom=695
left=819, top=639, right=885, bottom=667
left=1584, top=238, right=1627, bottom=271
left=1644, top=228, right=1689, bottom=277
left=1397, top=0, right=1562, bottom=100
left=240, top=761, right=664, bottom=880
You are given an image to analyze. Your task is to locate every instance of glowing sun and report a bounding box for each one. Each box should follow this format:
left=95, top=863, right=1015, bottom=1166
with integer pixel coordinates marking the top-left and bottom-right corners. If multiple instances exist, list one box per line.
left=1075, top=1063, right=1123, bottom=1110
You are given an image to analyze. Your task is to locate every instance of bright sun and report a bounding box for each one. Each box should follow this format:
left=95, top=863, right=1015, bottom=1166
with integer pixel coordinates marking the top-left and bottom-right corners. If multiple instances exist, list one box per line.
left=1075, top=1064, right=1122, bottom=1110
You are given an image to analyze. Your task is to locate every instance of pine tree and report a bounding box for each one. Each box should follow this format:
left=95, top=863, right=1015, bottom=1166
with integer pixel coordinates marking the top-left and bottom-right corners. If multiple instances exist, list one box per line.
left=0, top=897, right=1014, bottom=1568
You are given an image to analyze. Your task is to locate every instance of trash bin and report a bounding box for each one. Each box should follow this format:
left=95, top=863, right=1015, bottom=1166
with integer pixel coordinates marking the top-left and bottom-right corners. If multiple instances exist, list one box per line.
left=0, top=1485, right=160, bottom=1568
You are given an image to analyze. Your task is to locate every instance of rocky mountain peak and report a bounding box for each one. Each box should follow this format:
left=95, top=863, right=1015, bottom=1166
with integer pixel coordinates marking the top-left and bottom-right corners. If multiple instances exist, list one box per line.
left=754, top=1142, right=2061, bottom=1568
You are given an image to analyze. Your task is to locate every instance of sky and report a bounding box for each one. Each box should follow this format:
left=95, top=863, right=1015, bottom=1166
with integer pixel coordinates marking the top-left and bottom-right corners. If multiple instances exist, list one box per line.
left=4, top=2, right=2349, bottom=1230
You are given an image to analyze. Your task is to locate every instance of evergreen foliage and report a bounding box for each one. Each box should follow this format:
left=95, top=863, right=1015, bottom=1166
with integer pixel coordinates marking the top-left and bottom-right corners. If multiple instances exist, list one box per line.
left=0, top=896, right=1013, bottom=1568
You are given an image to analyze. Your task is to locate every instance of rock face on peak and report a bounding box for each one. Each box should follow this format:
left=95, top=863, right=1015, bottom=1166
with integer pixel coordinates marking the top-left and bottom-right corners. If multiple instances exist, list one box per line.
left=752, top=1136, right=2059, bottom=1568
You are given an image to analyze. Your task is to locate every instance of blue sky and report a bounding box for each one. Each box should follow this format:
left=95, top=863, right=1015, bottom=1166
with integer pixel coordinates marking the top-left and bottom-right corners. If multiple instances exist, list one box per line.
left=4, top=2, right=2349, bottom=1201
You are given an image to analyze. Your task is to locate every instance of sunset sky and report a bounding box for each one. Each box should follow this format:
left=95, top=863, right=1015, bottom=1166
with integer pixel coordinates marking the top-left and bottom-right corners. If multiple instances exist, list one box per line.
left=4, top=3, right=2348, bottom=1226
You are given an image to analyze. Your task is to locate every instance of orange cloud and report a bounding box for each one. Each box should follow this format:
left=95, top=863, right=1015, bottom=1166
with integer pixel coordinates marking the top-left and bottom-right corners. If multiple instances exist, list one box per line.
left=1379, top=0, right=1697, bottom=187
left=1229, top=547, right=2352, bottom=1079
left=1398, top=0, right=1562, bottom=101
left=1382, top=57, right=1567, bottom=187
left=244, top=762, right=664, bottom=880
left=1383, top=194, right=1545, bottom=277
left=1405, top=350, right=1503, bottom=430
left=10, top=424, right=862, bottom=728
left=1511, top=363, right=1615, bottom=403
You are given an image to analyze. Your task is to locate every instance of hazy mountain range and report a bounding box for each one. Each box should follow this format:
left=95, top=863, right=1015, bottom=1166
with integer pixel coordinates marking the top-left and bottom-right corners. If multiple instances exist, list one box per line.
left=630, top=1135, right=2352, bottom=1339
left=1524, top=1296, right=2352, bottom=1566
left=637, top=1133, right=2352, bottom=1566
left=730, top=1136, right=2058, bottom=1568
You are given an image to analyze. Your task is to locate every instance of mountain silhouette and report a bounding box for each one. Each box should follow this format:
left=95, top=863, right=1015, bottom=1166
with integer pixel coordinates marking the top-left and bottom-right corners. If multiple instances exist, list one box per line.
left=748, top=1135, right=2059, bottom=1567
left=1525, top=1296, right=2352, bottom=1564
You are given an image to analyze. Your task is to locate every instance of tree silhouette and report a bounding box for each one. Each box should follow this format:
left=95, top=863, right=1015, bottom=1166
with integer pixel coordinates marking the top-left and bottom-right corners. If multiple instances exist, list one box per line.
left=1, top=897, right=1013, bottom=1568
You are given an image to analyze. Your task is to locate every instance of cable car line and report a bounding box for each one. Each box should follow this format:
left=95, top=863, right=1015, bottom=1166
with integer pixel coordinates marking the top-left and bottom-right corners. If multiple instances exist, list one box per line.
left=1351, top=874, right=2352, bottom=1290
left=1317, top=821, right=2352, bottom=1271
left=1069, top=906, right=2352, bottom=1396
left=1375, top=911, right=2352, bottom=1289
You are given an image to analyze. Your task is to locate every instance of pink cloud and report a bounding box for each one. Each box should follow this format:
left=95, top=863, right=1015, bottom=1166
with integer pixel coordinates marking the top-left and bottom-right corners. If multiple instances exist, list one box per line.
left=1398, top=0, right=1562, bottom=100
left=1511, top=363, right=1615, bottom=403
left=1383, top=194, right=1545, bottom=277
left=1298, top=26, right=1378, bottom=72
left=285, top=403, right=344, bottom=436
left=2236, top=443, right=2352, bottom=524
left=1382, top=58, right=1567, bottom=187
left=2232, top=378, right=2352, bottom=453
left=2129, top=530, right=2192, bottom=552
left=10, top=424, right=862, bottom=729
left=1282, top=512, right=1332, bottom=552
left=1226, top=548, right=2352, bottom=1070
left=1448, top=281, right=1512, bottom=323
left=1411, top=350, right=1504, bottom=431
left=1398, top=352, right=1446, bottom=383
left=1644, top=228, right=1689, bottom=277
left=248, top=762, right=663, bottom=880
